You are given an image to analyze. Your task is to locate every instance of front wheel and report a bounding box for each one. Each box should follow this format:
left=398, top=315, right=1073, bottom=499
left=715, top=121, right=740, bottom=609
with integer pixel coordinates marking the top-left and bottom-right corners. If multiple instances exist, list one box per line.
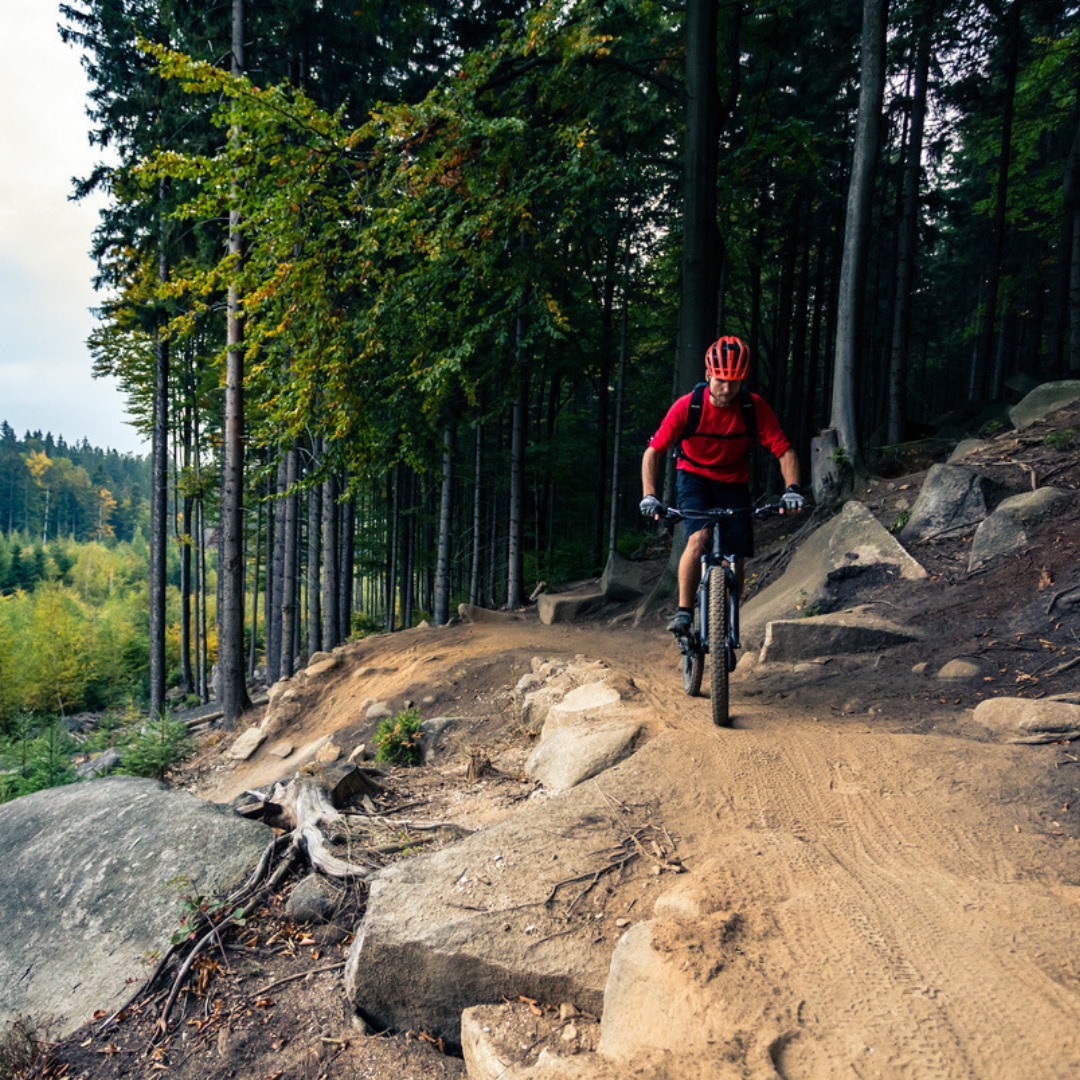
left=681, top=639, right=703, bottom=696
left=709, top=575, right=731, bottom=726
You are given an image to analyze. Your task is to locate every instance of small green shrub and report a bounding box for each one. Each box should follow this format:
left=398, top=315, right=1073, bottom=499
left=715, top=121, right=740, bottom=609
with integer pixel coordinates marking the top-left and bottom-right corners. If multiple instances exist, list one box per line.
left=1044, top=427, right=1076, bottom=451
left=120, top=713, right=195, bottom=780
left=375, top=707, right=425, bottom=766
left=889, top=509, right=910, bottom=533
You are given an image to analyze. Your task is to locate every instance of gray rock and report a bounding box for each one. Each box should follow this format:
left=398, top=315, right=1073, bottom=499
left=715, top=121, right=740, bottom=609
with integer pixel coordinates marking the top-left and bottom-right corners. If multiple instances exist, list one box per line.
left=536, top=591, right=606, bottom=625
left=947, top=439, right=991, bottom=463
left=1008, top=380, right=1080, bottom=430
left=75, top=747, right=121, bottom=779
left=285, top=873, right=340, bottom=924
left=936, top=658, right=983, bottom=681
left=900, top=465, right=992, bottom=542
left=526, top=722, right=642, bottom=792
left=227, top=725, right=266, bottom=761
left=759, top=607, right=922, bottom=663
left=742, top=502, right=926, bottom=647
left=366, top=701, right=394, bottom=722
left=0, top=778, right=272, bottom=1038
left=973, top=698, right=1080, bottom=743
left=968, top=487, right=1074, bottom=571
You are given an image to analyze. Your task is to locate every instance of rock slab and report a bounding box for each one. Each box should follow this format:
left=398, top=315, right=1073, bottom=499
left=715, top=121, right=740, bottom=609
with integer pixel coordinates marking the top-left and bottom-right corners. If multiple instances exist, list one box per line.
left=0, top=778, right=272, bottom=1037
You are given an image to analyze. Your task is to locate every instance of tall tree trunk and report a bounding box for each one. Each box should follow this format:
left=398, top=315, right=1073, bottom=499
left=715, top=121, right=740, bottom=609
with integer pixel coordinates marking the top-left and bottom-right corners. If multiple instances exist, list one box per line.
left=249, top=486, right=261, bottom=678
left=506, top=383, right=526, bottom=610
left=321, top=460, right=339, bottom=649
left=977, top=0, right=1024, bottom=400
left=829, top=0, right=889, bottom=466
left=149, top=207, right=168, bottom=719
left=1065, top=105, right=1080, bottom=374
left=220, top=0, right=251, bottom=723
left=887, top=5, right=932, bottom=445
left=469, top=424, right=483, bottom=607
left=267, top=456, right=287, bottom=682
left=385, top=468, right=398, bottom=632
left=339, top=491, right=355, bottom=641
left=608, top=239, right=631, bottom=560
left=677, top=0, right=720, bottom=392
left=307, top=462, right=322, bottom=656
left=434, top=418, right=455, bottom=626
left=280, top=447, right=299, bottom=678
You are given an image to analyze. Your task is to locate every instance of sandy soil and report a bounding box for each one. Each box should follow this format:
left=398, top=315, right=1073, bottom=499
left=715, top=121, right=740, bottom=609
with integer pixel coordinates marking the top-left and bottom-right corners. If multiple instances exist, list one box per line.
left=44, top=423, right=1080, bottom=1079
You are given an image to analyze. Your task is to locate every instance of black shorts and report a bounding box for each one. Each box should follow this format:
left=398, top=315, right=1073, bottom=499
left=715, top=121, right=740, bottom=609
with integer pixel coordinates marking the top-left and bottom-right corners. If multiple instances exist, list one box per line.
left=675, top=472, right=755, bottom=557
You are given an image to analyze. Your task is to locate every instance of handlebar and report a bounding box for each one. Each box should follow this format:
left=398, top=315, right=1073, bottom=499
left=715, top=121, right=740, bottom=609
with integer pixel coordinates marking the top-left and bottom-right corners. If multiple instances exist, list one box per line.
left=661, top=504, right=786, bottom=523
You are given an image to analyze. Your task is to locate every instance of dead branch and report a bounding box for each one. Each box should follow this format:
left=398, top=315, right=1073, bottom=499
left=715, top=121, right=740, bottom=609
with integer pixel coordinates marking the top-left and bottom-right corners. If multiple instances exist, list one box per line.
left=252, top=961, right=345, bottom=998
left=1048, top=585, right=1080, bottom=615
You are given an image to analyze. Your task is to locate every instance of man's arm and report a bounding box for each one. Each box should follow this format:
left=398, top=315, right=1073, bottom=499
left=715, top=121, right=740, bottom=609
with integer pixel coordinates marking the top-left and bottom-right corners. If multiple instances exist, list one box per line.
left=778, top=447, right=800, bottom=489
left=641, top=445, right=664, bottom=498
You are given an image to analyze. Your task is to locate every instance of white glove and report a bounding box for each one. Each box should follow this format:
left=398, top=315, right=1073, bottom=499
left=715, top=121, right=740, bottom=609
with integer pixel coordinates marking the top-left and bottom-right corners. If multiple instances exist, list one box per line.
left=639, top=495, right=664, bottom=519
left=780, top=485, right=805, bottom=514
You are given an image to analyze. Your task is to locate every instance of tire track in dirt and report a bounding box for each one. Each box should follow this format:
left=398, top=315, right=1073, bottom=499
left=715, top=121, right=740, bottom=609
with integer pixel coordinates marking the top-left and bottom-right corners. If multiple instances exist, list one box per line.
left=661, top=707, right=1080, bottom=1078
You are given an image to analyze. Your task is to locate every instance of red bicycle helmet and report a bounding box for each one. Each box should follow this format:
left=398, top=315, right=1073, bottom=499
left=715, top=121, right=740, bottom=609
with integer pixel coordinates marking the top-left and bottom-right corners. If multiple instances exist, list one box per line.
left=705, top=336, right=750, bottom=381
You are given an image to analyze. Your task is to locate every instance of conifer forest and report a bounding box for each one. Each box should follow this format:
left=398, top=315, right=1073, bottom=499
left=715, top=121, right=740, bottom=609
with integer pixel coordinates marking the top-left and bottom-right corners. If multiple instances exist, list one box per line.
left=2, top=0, right=1076, bottom=737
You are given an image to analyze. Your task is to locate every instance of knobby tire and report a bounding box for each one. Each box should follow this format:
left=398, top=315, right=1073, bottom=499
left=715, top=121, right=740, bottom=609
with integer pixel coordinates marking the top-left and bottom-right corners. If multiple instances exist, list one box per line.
left=709, top=574, right=730, bottom=726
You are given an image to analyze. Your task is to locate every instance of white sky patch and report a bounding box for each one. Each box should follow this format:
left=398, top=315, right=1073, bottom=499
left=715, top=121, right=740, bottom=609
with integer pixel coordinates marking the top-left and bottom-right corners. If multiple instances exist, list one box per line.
left=0, top=6, right=145, bottom=455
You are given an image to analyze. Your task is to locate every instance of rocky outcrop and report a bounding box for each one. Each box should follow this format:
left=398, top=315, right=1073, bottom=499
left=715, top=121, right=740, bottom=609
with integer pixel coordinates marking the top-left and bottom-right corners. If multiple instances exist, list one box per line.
left=0, top=778, right=272, bottom=1038
left=344, top=659, right=656, bottom=1046
left=899, top=464, right=993, bottom=543
left=968, top=487, right=1074, bottom=571
left=758, top=606, right=923, bottom=663
left=973, top=696, right=1080, bottom=743
left=741, top=501, right=926, bottom=647
left=1007, top=380, right=1080, bottom=430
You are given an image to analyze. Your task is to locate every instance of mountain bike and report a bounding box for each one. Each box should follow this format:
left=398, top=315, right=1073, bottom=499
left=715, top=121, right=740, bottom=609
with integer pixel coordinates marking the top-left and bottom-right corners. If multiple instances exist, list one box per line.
left=663, top=504, right=783, bottom=727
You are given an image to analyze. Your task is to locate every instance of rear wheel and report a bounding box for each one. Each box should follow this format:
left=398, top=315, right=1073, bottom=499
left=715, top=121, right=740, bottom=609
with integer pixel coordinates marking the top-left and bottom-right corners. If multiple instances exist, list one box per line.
left=682, top=641, right=703, bottom=696
left=709, top=576, right=730, bottom=726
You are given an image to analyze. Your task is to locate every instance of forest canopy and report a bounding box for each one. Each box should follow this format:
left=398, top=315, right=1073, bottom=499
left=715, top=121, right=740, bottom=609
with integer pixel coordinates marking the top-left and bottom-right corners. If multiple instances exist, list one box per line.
left=50, top=0, right=1080, bottom=724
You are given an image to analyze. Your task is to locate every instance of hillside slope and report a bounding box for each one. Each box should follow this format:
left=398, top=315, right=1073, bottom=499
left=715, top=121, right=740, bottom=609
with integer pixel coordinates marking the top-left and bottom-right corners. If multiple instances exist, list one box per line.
left=48, top=415, right=1080, bottom=1079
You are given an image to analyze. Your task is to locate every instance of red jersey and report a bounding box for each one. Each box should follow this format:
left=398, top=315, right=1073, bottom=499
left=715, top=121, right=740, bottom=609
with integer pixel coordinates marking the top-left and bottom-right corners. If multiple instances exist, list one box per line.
left=648, top=389, right=791, bottom=484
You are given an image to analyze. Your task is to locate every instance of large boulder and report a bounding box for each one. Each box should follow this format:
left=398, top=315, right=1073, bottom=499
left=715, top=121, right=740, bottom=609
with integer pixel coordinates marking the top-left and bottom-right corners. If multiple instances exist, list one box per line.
left=758, top=607, right=923, bottom=663
left=536, top=590, right=606, bottom=625
left=741, top=502, right=926, bottom=647
left=968, top=487, right=1074, bottom=571
left=1007, top=380, right=1080, bottom=430
left=0, top=778, right=273, bottom=1038
left=899, top=464, right=993, bottom=543
left=973, top=697, right=1080, bottom=743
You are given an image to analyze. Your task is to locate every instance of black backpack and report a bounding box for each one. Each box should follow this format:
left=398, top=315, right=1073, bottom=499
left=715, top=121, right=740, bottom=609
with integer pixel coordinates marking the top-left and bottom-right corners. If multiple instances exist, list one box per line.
left=675, top=382, right=759, bottom=468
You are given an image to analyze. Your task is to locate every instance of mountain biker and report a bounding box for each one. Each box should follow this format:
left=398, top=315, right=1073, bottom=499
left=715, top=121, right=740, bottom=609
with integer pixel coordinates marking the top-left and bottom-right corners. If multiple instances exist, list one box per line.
left=640, top=335, right=804, bottom=636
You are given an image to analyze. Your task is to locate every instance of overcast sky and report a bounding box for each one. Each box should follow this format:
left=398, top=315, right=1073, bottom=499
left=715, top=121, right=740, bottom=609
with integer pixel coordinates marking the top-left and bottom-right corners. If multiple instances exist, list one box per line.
left=0, top=6, right=147, bottom=456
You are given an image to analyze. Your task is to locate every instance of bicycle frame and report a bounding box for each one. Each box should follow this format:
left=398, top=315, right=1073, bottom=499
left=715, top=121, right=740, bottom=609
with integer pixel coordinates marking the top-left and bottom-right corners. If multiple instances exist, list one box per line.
left=663, top=503, right=782, bottom=725
left=696, top=532, right=741, bottom=671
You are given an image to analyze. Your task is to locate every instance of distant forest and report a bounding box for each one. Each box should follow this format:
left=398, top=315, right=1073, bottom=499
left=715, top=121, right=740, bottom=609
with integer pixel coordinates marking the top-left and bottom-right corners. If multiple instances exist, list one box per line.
left=43, top=0, right=1080, bottom=725
left=0, top=422, right=149, bottom=551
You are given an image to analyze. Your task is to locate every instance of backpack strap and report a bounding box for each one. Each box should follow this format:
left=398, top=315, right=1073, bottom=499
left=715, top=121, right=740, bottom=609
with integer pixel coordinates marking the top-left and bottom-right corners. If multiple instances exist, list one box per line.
left=675, top=386, right=758, bottom=467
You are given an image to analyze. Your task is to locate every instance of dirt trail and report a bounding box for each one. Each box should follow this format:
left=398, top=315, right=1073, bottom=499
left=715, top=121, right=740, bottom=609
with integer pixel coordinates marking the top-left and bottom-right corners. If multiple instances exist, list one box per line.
left=184, top=613, right=1080, bottom=1078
